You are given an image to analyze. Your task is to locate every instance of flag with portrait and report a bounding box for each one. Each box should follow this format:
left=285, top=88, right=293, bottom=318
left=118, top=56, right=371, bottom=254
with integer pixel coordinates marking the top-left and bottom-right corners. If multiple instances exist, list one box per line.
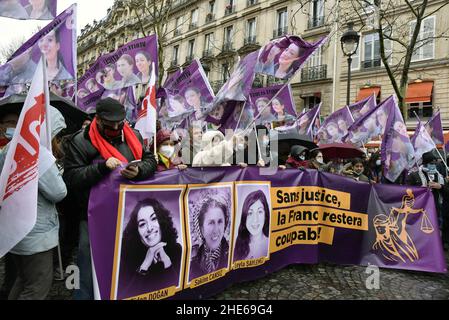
left=411, top=120, right=437, bottom=166
left=317, top=106, right=353, bottom=144
left=0, top=0, right=57, bottom=20
left=424, top=111, right=444, bottom=146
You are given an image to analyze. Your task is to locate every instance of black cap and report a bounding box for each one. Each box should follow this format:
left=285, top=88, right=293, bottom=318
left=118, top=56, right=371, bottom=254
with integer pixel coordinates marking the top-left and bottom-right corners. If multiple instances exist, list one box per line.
left=422, top=150, right=438, bottom=165
left=96, top=98, right=126, bottom=122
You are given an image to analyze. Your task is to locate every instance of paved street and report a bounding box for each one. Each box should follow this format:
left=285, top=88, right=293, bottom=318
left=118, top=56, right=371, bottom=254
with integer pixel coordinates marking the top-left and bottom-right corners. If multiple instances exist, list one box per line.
left=1, top=252, right=448, bottom=300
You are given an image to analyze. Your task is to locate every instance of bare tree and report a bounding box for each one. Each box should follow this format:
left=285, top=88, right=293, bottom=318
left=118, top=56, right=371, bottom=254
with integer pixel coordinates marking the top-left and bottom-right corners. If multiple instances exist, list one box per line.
left=0, top=36, right=26, bottom=64
left=295, top=0, right=449, bottom=119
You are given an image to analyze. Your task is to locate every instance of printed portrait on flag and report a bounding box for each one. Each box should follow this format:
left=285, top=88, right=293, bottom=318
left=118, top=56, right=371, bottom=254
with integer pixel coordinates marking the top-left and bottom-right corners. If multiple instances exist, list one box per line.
left=255, top=36, right=327, bottom=80
left=0, top=5, right=76, bottom=87
left=77, top=36, right=158, bottom=112
left=0, top=0, right=57, bottom=20
left=113, top=185, right=186, bottom=300
left=185, top=183, right=234, bottom=288
left=317, top=106, right=353, bottom=144
left=232, top=182, right=271, bottom=269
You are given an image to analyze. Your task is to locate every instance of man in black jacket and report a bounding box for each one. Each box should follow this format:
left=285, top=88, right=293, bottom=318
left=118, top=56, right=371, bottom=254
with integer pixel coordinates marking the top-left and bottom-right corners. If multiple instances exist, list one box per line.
left=63, top=98, right=157, bottom=300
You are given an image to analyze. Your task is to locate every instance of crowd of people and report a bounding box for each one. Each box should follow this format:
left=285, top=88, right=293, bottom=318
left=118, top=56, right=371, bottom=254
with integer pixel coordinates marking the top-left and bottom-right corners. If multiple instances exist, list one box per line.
left=0, top=97, right=448, bottom=300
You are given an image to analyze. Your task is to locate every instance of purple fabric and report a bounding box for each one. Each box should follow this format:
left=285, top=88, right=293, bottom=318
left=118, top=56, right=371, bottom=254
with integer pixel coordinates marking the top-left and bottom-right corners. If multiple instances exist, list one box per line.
left=424, top=112, right=444, bottom=145
left=76, top=35, right=158, bottom=111
left=88, top=167, right=447, bottom=300
left=317, top=106, right=353, bottom=144
left=0, top=5, right=76, bottom=86
left=275, top=103, right=321, bottom=138
left=381, top=96, right=415, bottom=182
left=411, top=120, right=437, bottom=165
left=254, top=35, right=328, bottom=80
left=348, top=94, right=377, bottom=121
left=0, top=0, right=57, bottom=20
left=344, top=95, right=393, bottom=147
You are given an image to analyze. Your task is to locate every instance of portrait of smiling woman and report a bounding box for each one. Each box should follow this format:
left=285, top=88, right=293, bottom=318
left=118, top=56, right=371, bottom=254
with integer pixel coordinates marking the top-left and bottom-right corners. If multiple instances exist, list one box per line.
left=118, top=198, right=182, bottom=299
left=38, top=29, right=71, bottom=82
left=234, top=190, right=270, bottom=262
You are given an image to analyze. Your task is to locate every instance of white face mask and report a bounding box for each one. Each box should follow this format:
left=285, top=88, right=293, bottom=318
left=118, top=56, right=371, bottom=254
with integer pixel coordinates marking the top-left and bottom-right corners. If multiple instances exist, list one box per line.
left=376, top=159, right=381, bottom=166
left=237, top=143, right=245, bottom=150
left=159, top=145, right=175, bottom=159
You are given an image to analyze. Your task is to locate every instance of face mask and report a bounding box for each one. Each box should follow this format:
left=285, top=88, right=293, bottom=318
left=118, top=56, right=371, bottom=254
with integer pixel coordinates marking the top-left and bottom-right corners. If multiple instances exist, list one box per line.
left=426, top=164, right=437, bottom=172
left=5, top=127, right=15, bottom=140
left=376, top=160, right=381, bottom=166
left=100, top=121, right=124, bottom=139
left=316, top=157, right=324, bottom=164
left=295, top=154, right=305, bottom=161
left=159, top=145, right=175, bottom=159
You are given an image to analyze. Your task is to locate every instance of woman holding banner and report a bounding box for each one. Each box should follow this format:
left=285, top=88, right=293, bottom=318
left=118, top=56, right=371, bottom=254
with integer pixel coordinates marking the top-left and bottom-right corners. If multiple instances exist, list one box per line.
left=190, top=196, right=230, bottom=280
left=234, top=190, right=270, bottom=262
left=118, top=198, right=182, bottom=299
left=38, top=29, right=71, bottom=82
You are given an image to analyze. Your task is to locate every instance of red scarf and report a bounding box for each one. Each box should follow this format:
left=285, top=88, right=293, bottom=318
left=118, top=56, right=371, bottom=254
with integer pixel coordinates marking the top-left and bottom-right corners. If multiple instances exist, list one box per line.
left=89, top=118, right=142, bottom=163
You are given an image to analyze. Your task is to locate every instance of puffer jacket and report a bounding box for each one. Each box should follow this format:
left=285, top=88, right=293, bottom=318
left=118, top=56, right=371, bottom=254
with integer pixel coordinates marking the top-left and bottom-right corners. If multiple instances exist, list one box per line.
left=0, top=107, right=68, bottom=256
left=63, top=122, right=157, bottom=221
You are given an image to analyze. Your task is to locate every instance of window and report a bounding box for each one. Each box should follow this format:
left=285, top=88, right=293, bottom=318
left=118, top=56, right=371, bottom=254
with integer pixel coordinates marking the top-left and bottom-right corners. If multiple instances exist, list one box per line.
left=277, top=8, right=288, bottom=31
left=174, top=16, right=183, bottom=35
left=204, top=33, right=214, bottom=53
left=410, top=16, right=435, bottom=62
left=309, top=0, right=324, bottom=28
left=307, top=46, right=322, bottom=68
left=222, top=63, right=229, bottom=82
left=408, top=102, right=433, bottom=119
left=350, top=37, right=361, bottom=70
left=362, top=32, right=392, bottom=69
left=190, top=8, right=198, bottom=27
left=246, top=18, right=256, bottom=40
left=209, top=0, right=215, bottom=13
left=187, top=39, right=195, bottom=58
left=224, top=25, right=233, bottom=45
left=172, top=45, right=179, bottom=64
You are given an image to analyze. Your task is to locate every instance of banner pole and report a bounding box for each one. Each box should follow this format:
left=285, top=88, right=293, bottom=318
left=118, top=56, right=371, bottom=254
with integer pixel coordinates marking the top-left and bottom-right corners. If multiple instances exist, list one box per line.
left=234, top=102, right=246, bottom=131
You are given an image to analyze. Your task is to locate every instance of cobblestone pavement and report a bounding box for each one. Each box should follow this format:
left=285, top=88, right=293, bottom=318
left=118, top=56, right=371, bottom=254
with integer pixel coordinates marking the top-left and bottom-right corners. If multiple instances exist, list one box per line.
left=1, top=251, right=448, bottom=300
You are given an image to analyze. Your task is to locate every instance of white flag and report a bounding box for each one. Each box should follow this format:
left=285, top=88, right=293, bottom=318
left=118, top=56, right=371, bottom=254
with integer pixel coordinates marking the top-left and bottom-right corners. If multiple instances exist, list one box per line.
left=135, top=62, right=157, bottom=142
left=0, top=59, right=48, bottom=257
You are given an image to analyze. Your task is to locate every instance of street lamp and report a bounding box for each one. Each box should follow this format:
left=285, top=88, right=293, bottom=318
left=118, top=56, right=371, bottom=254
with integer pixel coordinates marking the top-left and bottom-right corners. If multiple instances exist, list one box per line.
left=340, top=23, right=360, bottom=106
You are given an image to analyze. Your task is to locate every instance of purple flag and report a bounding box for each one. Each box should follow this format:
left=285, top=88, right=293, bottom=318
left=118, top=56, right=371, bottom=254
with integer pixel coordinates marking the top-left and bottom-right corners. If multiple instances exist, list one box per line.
left=254, top=35, right=327, bottom=79
left=0, top=5, right=76, bottom=86
left=344, top=95, right=393, bottom=147
left=275, top=103, right=321, bottom=138
left=249, top=84, right=298, bottom=127
left=381, top=96, right=415, bottom=182
left=348, top=94, right=377, bottom=121
left=77, top=35, right=158, bottom=111
left=165, top=59, right=214, bottom=121
left=424, top=112, right=444, bottom=145
left=317, top=106, right=353, bottom=144
left=411, top=120, right=437, bottom=165
left=0, top=0, right=57, bottom=20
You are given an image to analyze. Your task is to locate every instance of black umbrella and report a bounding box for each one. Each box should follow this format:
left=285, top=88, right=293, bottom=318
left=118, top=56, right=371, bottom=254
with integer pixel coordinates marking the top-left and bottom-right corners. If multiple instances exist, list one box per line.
left=269, top=130, right=318, bottom=165
left=0, top=93, right=88, bottom=134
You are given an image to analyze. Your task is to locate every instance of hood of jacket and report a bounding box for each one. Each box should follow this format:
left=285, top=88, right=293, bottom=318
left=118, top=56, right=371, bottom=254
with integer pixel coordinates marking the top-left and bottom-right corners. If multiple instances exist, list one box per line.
left=201, top=130, right=224, bottom=151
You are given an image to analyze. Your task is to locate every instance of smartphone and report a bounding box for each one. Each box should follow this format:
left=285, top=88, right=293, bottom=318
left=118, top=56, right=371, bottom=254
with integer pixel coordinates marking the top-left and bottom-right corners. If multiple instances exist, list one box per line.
left=126, top=160, right=141, bottom=169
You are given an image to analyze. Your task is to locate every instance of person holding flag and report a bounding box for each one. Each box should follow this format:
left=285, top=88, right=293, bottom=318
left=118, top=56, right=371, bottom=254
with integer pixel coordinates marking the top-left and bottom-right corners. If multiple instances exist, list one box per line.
left=63, top=98, right=157, bottom=300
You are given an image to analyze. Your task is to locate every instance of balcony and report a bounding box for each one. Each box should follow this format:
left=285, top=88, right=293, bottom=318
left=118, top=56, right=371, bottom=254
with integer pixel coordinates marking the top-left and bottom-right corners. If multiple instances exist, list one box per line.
left=170, top=60, right=179, bottom=68
left=301, top=65, right=328, bottom=82
left=188, top=22, right=198, bottom=31
left=184, top=55, right=195, bottom=65
left=174, top=29, right=181, bottom=37
left=244, top=36, right=257, bottom=45
left=222, top=42, right=234, bottom=52
left=205, top=13, right=215, bottom=24
left=224, top=5, right=236, bottom=16
left=273, top=26, right=288, bottom=38
left=202, top=49, right=214, bottom=59
left=308, top=16, right=325, bottom=29
left=362, top=58, right=381, bottom=69
left=247, top=0, right=258, bottom=7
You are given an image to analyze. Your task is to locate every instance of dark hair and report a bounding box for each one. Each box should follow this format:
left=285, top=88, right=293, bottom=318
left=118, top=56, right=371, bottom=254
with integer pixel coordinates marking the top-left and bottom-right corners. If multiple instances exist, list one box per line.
left=352, top=157, right=364, bottom=167
left=120, top=198, right=178, bottom=271
left=309, top=149, right=322, bottom=160
left=135, top=51, right=151, bottom=62
left=118, top=54, right=134, bottom=66
left=234, top=190, right=270, bottom=261
left=197, top=197, right=229, bottom=239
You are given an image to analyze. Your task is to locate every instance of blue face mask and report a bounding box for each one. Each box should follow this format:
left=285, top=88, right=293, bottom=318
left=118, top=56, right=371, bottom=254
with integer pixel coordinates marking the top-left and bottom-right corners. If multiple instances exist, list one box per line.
left=426, top=164, right=437, bottom=172
left=5, top=127, right=15, bottom=140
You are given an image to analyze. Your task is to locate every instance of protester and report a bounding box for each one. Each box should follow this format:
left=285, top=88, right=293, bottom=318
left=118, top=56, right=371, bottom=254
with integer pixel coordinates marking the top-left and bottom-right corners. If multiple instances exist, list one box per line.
left=190, top=197, right=230, bottom=279
left=0, top=112, right=19, bottom=150
left=342, top=158, right=370, bottom=182
left=285, top=145, right=308, bottom=169
left=63, top=98, right=157, bottom=300
left=0, top=107, right=67, bottom=300
left=234, top=190, right=270, bottom=261
left=308, top=149, right=327, bottom=171
left=154, top=129, right=187, bottom=171
left=192, top=130, right=237, bottom=167
left=118, top=198, right=182, bottom=298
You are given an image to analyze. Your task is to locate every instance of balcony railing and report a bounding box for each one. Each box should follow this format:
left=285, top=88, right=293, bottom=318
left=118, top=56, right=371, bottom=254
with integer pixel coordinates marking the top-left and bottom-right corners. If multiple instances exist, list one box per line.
left=222, top=42, right=234, bottom=52
left=202, top=49, right=214, bottom=58
left=170, top=60, right=179, bottom=68
left=362, top=58, right=381, bottom=69
left=244, top=36, right=257, bottom=45
left=205, top=13, right=215, bottom=23
left=185, top=55, right=195, bottom=64
left=225, top=5, right=236, bottom=16
left=174, top=29, right=181, bottom=36
left=247, top=0, right=258, bottom=7
left=308, top=16, right=325, bottom=29
left=273, top=26, right=288, bottom=38
left=188, top=22, right=198, bottom=31
left=301, top=65, right=327, bottom=82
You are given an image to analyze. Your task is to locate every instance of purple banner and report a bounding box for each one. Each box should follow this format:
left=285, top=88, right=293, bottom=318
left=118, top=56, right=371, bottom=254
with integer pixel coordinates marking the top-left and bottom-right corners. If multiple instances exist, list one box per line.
left=0, top=5, right=76, bottom=86
left=411, top=120, right=436, bottom=165
left=77, top=35, right=158, bottom=111
left=425, top=112, right=444, bottom=145
left=254, top=35, right=327, bottom=80
left=275, top=103, right=321, bottom=137
left=317, top=106, right=353, bottom=144
left=0, top=0, right=56, bottom=20
left=249, top=84, right=297, bottom=125
left=348, top=94, right=377, bottom=122
left=88, top=167, right=446, bottom=300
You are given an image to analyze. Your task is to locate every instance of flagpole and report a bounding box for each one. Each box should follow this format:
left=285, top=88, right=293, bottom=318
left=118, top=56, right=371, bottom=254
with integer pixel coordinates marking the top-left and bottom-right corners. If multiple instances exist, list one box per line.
left=42, top=56, right=52, bottom=151
left=347, top=105, right=368, bottom=156
left=234, top=102, right=246, bottom=131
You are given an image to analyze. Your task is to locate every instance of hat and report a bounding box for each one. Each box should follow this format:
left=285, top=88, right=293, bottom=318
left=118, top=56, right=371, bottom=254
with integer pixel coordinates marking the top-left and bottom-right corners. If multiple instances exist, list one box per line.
left=290, top=145, right=308, bottom=156
left=96, top=98, right=126, bottom=121
left=422, top=150, right=438, bottom=165
left=156, top=129, right=175, bottom=146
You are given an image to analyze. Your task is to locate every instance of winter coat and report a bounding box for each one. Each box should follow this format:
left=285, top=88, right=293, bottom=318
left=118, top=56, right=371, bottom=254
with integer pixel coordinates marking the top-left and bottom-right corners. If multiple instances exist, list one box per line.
left=192, top=131, right=234, bottom=167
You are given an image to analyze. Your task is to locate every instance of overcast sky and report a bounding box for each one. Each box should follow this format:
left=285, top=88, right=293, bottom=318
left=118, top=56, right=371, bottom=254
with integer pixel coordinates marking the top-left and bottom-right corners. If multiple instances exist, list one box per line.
left=0, top=0, right=115, bottom=53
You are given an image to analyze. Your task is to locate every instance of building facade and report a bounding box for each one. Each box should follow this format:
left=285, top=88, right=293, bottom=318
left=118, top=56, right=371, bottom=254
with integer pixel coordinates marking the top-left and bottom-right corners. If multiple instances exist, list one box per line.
left=77, top=0, right=449, bottom=126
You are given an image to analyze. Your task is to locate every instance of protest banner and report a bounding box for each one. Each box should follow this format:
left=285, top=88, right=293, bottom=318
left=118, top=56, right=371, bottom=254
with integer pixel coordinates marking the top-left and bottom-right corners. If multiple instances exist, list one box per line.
left=88, top=167, right=446, bottom=300
left=0, top=0, right=57, bottom=20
